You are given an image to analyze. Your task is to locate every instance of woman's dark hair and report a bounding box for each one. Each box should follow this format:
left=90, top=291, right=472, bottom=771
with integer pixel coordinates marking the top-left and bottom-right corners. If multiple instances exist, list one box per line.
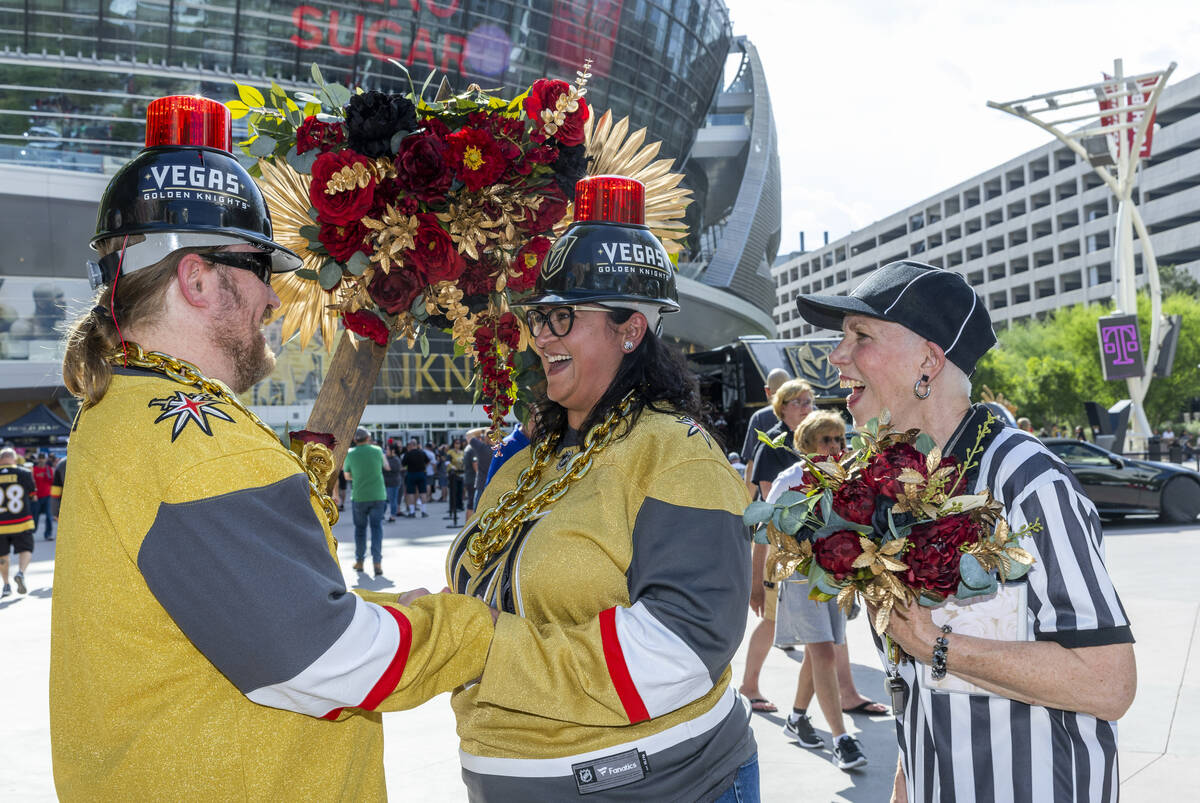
left=530, top=308, right=715, bottom=447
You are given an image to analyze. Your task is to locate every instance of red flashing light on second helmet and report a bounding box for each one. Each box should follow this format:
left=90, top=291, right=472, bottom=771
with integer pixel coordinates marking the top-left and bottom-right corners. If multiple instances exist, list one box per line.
left=574, top=175, right=645, bottom=225
left=144, top=95, right=232, bottom=152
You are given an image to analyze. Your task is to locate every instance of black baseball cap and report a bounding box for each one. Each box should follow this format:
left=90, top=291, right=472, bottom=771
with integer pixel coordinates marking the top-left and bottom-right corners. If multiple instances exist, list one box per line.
left=794, top=260, right=997, bottom=375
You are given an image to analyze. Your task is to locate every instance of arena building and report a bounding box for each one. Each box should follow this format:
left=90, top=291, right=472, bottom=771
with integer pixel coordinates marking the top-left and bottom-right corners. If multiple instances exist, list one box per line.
left=0, top=1, right=780, bottom=438
left=771, top=70, right=1200, bottom=340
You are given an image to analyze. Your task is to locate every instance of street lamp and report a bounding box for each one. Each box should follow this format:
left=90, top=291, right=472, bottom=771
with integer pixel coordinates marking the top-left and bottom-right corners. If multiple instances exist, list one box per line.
left=988, top=59, right=1176, bottom=452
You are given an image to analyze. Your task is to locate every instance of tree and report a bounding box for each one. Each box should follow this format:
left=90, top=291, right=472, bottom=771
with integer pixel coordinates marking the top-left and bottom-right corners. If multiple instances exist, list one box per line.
left=973, top=289, right=1200, bottom=432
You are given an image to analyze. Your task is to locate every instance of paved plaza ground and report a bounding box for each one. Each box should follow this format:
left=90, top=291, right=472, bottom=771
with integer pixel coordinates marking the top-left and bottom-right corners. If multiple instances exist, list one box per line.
left=2, top=502, right=1196, bottom=800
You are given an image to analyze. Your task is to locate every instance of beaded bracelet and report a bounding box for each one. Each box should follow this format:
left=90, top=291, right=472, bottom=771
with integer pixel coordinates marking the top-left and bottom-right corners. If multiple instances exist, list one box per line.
left=930, top=624, right=952, bottom=680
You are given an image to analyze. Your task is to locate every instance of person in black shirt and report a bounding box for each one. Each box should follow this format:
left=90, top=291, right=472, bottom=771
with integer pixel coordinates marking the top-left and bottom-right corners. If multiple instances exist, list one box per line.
left=400, top=438, right=430, bottom=518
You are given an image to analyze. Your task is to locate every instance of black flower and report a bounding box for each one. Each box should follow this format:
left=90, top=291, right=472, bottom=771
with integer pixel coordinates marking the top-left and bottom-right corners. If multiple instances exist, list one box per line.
left=345, top=91, right=419, bottom=158
left=552, top=143, right=589, bottom=196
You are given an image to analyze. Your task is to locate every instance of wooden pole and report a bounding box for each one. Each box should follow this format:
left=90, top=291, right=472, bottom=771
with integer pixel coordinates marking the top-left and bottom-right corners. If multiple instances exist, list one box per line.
left=305, top=330, right=389, bottom=492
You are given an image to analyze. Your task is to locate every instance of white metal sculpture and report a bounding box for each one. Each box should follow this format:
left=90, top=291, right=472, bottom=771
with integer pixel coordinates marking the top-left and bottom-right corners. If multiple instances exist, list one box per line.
left=988, top=59, right=1176, bottom=451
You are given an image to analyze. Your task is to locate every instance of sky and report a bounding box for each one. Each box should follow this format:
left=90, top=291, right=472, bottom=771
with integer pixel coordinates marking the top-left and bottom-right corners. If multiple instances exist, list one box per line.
left=723, top=0, right=1200, bottom=254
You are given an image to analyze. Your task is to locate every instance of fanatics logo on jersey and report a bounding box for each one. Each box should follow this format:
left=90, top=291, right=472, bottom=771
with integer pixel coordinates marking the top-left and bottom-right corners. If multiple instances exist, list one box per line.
left=148, top=391, right=235, bottom=441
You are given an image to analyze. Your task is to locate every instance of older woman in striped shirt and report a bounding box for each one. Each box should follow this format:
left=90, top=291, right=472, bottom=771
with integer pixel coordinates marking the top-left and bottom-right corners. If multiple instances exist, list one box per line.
left=795, top=260, right=1136, bottom=803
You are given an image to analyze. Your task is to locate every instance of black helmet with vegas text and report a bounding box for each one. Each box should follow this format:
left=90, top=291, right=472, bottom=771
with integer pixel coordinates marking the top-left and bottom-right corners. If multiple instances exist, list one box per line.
left=88, top=95, right=300, bottom=289
left=512, top=176, right=680, bottom=335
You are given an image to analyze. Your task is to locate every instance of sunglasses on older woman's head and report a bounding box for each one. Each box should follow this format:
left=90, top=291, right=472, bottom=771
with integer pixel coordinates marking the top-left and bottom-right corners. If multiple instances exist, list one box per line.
left=523, top=304, right=612, bottom=338
left=204, top=250, right=274, bottom=287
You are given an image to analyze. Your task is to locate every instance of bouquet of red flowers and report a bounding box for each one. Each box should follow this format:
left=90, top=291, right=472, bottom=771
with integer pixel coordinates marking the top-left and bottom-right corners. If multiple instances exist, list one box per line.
left=227, top=62, right=596, bottom=436
left=743, top=412, right=1039, bottom=632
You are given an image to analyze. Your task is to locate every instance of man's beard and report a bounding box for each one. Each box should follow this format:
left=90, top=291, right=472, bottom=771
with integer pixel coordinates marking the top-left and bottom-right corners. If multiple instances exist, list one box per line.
left=213, top=270, right=276, bottom=393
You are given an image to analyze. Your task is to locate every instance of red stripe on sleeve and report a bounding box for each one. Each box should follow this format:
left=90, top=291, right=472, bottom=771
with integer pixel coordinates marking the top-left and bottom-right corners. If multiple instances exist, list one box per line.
left=599, top=606, right=650, bottom=724
left=320, top=604, right=414, bottom=721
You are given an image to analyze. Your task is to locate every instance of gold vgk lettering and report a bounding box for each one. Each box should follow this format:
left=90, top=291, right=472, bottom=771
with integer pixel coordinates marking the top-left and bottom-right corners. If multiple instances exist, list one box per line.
left=414, top=353, right=439, bottom=392
left=444, top=354, right=472, bottom=391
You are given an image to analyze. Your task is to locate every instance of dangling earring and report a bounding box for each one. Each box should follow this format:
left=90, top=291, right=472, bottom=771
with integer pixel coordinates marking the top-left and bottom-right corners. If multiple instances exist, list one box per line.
left=623, top=340, right=634, bottom=351
left=913, top=374, right=932, bottom=400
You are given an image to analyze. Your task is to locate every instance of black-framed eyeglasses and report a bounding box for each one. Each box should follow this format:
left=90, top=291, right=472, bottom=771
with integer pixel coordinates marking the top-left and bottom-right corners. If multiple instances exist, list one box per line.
left=523, top=304, right=611, bottom=338
left=205, top=250, right=274, bottom=287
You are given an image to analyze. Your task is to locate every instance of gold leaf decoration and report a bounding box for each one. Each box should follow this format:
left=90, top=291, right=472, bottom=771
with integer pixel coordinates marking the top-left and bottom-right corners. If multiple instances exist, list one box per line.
left=255, top=158, right=341, bottom=349
left=555, top=109, right=692, bottom=254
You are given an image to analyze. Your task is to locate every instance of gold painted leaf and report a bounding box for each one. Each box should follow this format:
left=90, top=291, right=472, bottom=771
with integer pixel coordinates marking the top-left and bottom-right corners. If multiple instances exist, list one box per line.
left=897, top=468, right=926, bottom=484
left=879, top=555, right=909, bottom=572
left=851, top=552, right=875, bottom=569
left=925, top=446, right=943, bottom=474
left=1006, top=546, right=1035, bottom=564
left=880, top=538, right=908, bottom=556
left=873, top=599, right=894, bottom=634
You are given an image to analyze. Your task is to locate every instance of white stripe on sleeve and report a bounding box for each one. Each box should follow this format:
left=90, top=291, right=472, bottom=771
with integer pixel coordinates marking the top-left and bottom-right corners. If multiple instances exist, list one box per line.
left=612, top=600, right=712, bottom=718
left=246, top=594, right=401, bottom=716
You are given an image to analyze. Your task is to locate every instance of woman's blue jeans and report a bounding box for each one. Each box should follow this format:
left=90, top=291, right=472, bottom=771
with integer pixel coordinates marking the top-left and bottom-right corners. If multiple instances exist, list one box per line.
left=714, top=756, right=759, bottom=803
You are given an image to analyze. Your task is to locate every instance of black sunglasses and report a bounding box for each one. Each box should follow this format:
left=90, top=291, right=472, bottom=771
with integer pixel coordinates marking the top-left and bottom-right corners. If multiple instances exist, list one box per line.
left=523, top=304, right=611, bottom=338
left=205, top=251, right=274, bottom=287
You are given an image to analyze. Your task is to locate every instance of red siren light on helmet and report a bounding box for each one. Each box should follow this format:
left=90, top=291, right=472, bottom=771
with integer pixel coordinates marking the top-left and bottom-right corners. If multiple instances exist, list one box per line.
left=573, top=175, right=645, bottom=225
left=144, top=95, right=232, bottom=152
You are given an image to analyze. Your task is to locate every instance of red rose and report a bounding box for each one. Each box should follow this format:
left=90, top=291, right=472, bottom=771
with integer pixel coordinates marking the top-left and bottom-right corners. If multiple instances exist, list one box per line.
left=295, top=116, right=346, bottom=154
left=310, top=150, right=376, bottom=225
left=459, top=257, right=497, bottom=297
left=288, top=429, right=337, bottom=449
left=863, top=443, right=927, bottom=499
left=902, top=514, right=979, bottom=596
left=394, top=130, right=453, bottom=203
left=342, top=309, right=390, bottom=347
left=445, top=127, right=508, bottom=191
left=405, top=213, right=464, bottom=283
left=832, top=479, right=877, bottom=525
left=523, top=78, right=590, bottom=146
left=510, top=236, right=551, bottom=292
left=495, top=312, right=520, bottom=349
left=520, top=184, right=569, bottom=234
left=812, top=530, right=864, bottom=581
left=318, top=221, right=370, bottom=263
left=901, top=539, right=962, bottom=596
left=368, top=265, right=424, bottom=314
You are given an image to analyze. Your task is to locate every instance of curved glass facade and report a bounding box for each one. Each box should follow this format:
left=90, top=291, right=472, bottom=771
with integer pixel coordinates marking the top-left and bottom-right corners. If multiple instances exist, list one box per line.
left=0, top=0, right=730, bottom=174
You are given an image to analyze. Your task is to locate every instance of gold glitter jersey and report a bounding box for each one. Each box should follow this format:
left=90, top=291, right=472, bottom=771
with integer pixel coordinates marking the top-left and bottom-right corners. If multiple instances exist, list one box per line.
left=445, top=409, right=757, bottom=800
left=50, top=368, right=493, bottom=801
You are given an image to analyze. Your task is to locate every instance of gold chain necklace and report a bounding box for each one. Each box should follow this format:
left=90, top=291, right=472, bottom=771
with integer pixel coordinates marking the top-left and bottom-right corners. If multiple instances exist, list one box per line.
left=106, top=343, right=340, bottom=527
left=467, top=393, right=636, bottom=568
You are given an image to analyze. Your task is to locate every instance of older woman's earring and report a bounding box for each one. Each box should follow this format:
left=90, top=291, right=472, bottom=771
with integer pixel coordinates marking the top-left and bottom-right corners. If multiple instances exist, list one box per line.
left=623, top=340, right=634, bottom=351
left=913, top=374, right=932, bottom=400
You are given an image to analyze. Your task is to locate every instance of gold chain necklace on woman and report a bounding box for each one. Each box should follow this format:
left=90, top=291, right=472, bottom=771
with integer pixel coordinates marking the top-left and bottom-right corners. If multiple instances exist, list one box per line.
left=466, top=393, right=636, bottom=568
left=106, top=343, right=340, bottom=527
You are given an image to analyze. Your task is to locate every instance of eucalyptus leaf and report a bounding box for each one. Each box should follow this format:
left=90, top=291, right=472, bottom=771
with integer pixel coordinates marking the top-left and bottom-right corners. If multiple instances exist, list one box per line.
left=778, top=506, right=807, bottom=535
left=956, top=577, right=998, bottom=599
left=248, top=134, right=277, bottom=157
left=317, top=261, right=342, bottom=290
left=294, top=268, right=319, bottom=281
left=813, top=507, right=873, bottom=539
left=751, top=525, right=770, bottom=545
left=298, top=224, right=321, bottom=243
left=913, top=432, right=938, bottom=455
left=820, top=490, right=833, bottom=523
left=390, top=130, right=410, bottom=154
left=958, top=553, right=992, bottom=589
left=308, top=207, right=320, bottom=221
left=776, top=490, right=808, bottom=508
left=345, top=251, right=370, bottom=276
left=886, top=507, right=914, bottom=541
left=311, top=63, right=326, bottom=86
left=742, top=500, right=775, bottom=527
left=419, top=332, right=430, bottom=358
left=327, top=83, right=352, bottom=107
left=409, top=292, right=428, bottom=319
left=814, top=572, right=844, bottom=598
left=918, top=592, right=944, bottom=607
left=286, top=147, right=318, bottom=175
left=1003, top=560, right=1030, bottom=580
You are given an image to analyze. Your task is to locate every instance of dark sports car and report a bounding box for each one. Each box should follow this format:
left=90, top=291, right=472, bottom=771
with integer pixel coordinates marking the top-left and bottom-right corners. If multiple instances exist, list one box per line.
left=1042, top=438, right=1200, bottom=523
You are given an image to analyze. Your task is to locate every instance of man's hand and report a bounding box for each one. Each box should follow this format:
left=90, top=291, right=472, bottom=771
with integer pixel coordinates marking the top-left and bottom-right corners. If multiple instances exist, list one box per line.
left=397, top=588, right=432, bottom=606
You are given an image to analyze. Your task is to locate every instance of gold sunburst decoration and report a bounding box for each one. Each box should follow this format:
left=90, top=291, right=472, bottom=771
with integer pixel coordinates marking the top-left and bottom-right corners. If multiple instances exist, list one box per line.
left=256, top=157, right=342, bottom=348
left=556, top=109, right=693, bottom=253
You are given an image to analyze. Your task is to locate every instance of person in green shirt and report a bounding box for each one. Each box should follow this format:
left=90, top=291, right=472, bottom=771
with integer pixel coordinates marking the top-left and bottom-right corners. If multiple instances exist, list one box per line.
left=342, top=427, right=387, bottom=576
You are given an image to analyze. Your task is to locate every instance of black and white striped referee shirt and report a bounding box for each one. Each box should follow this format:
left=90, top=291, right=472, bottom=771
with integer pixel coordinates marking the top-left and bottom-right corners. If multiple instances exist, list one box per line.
left=877, top=406, right=1134, bottom=802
